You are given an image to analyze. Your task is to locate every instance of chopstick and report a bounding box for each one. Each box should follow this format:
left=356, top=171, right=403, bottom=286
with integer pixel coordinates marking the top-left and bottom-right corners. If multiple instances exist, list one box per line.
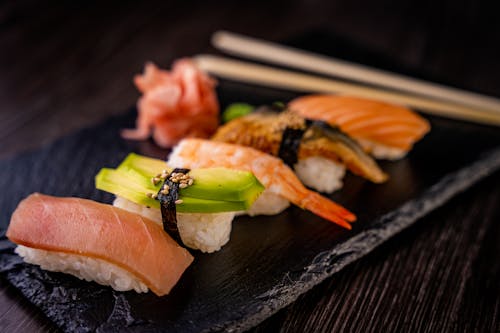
left=212, top=31, right=500, bottom=113
left=193, top=54, right=500, bottom=126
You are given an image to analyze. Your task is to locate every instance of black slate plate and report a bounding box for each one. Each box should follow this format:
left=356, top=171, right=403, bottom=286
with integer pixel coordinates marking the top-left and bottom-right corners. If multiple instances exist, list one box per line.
left=1, top=31, right=500, bottom=331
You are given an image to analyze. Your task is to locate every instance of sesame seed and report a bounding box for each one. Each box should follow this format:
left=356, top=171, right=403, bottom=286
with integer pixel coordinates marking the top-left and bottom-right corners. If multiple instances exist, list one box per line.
left=188, top=179, right=193, bottom=185
left=179, top=183, right=187, bottom=189
left=175, top=199, right=183, bottom=205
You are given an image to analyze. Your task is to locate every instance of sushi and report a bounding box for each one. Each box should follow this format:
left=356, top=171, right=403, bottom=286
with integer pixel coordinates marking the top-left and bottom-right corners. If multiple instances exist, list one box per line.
left=168, top=138, right=356, bottom=229
left=112, top=197, right=236, bottom=254
left=212, top=107, right=387, bottom=192
left=6, top=193, right=194, bottom=296
left=95, top=153, right=265, bottom=253
left=289, top=95, right=431, bottom=160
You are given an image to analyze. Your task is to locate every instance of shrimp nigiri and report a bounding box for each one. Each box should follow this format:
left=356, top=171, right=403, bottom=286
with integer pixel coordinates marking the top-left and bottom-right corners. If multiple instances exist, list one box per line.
left=289, top=95, right=430, bottom=160
left=168, top=139, right=356, bottom=229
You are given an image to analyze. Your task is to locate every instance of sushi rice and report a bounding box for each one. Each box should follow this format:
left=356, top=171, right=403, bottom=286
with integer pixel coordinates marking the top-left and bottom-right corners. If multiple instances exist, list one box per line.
left=113, top=196, right=234, bottom=253
left=293, top=156, right=346, bottom=193
left=15, top=245, right=149, bottom=293
left=246, top=190, right=290, bottom=216
left=357, top=138, right=407, bottom=160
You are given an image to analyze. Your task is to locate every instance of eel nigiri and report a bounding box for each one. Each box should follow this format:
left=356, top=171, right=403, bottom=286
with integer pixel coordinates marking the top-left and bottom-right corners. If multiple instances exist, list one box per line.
left=168, top=138, right=356, bottom=229
left=212, top=107, right=387, bottom=192
left=6, top=193, right=194, bottom=296
left=289, top=95, right=431, bottom=160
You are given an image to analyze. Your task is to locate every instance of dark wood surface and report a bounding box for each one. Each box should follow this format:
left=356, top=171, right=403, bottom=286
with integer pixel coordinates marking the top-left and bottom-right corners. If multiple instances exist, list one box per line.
left=1, top=1, right=499, bottom=332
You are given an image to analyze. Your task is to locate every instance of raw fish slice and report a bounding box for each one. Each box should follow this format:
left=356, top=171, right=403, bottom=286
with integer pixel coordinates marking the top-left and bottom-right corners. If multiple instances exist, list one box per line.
left=6, top=193, right=193, bottom=296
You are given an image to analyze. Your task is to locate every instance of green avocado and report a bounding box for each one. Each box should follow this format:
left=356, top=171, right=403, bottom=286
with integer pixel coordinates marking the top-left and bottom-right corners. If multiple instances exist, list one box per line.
left=95, top=153, right=265, bottom=213
left=117, top=153, right=169, bottom=176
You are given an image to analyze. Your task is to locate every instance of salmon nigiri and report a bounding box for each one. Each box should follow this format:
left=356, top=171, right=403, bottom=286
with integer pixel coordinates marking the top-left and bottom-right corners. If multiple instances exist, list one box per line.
left=289, top=95, right=430, bottom=160
left=168, top=139, right=356, bottom=229
left=6, top=193, right=193, bottom=296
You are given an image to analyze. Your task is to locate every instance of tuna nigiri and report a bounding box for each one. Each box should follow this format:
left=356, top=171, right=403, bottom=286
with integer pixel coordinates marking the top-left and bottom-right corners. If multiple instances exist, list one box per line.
left=6, top=193, right=193, bottom=296
left=289, top=95, right=431, bottom=160
left=212, top=107, right=387, bottom=192
left=168, top=139, right=356, bottom=229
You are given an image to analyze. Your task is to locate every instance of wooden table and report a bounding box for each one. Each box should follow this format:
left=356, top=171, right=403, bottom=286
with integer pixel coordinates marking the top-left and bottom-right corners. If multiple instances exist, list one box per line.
left=1, top=1, right=499, bottom=332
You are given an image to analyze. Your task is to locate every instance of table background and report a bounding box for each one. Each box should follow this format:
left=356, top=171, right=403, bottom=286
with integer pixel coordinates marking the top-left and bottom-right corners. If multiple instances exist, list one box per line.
left=0, top=1, right=499, bottom=332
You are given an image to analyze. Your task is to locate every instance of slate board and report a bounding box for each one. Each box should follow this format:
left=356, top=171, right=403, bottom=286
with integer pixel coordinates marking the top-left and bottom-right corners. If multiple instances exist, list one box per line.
left=2, top=26, right=500, bottom=330
left=1, top=78, right=500, bottom=332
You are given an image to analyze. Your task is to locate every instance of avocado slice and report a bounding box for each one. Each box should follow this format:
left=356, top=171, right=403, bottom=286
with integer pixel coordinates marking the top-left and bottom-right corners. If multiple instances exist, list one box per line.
left=180, top=168, right=263, bottom=203
left=96, top=168, right=254, bottom=213
left=118, top=153, right=169, bottom=176
left=95, top=154, right=265, bottom=213
left=116, top=153, right=264, bottom=203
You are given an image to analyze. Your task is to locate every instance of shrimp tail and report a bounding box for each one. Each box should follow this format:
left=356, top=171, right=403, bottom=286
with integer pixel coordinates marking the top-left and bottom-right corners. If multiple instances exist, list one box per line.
left=301, top=192, right=356, bottom=229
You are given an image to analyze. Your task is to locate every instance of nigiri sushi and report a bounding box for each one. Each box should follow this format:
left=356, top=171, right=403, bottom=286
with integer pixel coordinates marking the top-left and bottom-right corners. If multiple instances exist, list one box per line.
left=112, top=197, right=236, bottom=254
left=289, top=95, right=431, bottom=160
left=95, top=153, right=265, bottom=253
left=6, top=193, right=193, bottom=296
left=212, top=107, right=387, bottom=192
left=168, top=139, right=356, bottom=229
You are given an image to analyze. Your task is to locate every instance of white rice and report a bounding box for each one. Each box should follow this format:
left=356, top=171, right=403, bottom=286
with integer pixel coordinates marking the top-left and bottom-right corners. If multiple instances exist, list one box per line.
left=113, top=197, right=234, bottom=253
left=15, top=245, right=148, bottom=293
left=294, top=156, right=346, bottom=193
left=246, top=189, right=290, bottom=216
left=176, top=212, right=234, bottom=253
left=357, top=138, right=406, bottom=160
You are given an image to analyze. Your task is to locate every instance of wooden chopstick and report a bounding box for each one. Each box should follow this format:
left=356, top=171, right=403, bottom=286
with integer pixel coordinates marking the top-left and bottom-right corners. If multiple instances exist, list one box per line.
left=193, top=54, right=500, bottom=126
left=212, top=30, right=500, bottom=113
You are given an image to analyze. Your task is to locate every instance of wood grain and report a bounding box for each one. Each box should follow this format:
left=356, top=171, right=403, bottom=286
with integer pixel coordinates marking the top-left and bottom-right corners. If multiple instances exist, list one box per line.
left=0, top=1, right=499, bottom=332
left=251, top=171, right=500, bottom=332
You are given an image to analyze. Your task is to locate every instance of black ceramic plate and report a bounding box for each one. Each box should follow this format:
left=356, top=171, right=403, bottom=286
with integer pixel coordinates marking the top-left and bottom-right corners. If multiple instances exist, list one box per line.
left=1, top=33, right=500, bottom=332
